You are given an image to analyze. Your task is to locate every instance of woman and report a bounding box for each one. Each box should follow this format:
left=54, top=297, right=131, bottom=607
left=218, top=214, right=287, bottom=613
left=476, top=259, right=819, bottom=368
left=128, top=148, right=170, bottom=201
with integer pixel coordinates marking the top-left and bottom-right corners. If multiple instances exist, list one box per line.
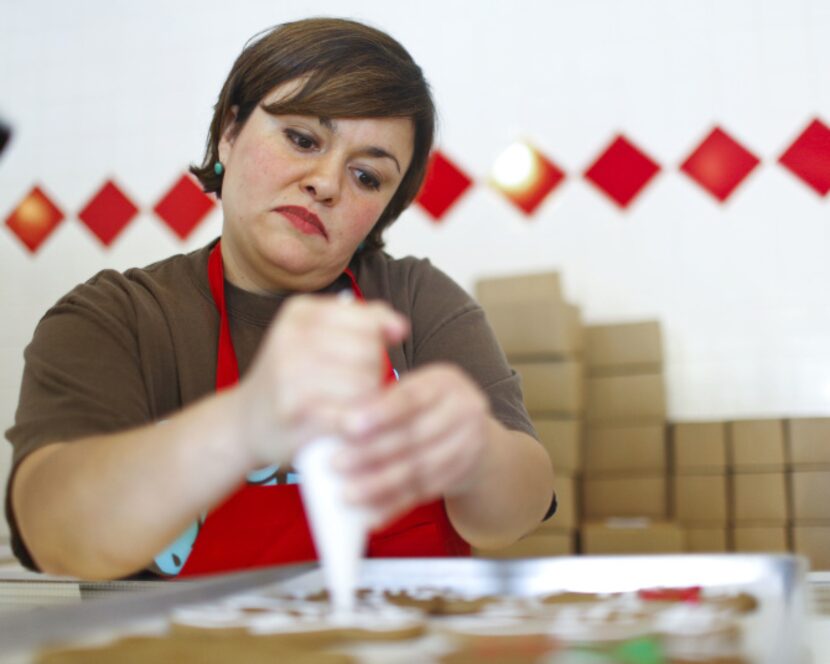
left=6, top=18, right=554, bottom=580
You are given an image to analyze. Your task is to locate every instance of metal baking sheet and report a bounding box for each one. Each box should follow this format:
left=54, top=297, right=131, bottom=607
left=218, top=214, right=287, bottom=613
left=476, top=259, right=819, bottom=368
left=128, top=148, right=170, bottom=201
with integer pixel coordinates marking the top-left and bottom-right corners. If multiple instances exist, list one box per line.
left=0, top=554, right=810, bottom=663
left=0, top=564, right=314, bottom=658
left=266, top=553, right=811, bottom=664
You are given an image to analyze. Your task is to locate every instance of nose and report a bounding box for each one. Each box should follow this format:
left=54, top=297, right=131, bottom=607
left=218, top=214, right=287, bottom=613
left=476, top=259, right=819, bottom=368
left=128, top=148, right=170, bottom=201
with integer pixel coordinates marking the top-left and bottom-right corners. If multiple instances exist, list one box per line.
left=300, top=156, right=341, bottom=205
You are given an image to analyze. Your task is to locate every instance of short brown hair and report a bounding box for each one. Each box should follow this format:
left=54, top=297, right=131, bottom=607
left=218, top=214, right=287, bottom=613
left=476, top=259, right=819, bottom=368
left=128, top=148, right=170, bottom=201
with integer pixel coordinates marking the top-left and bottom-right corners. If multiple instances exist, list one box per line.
left=191, top=17, right=435, bottom=253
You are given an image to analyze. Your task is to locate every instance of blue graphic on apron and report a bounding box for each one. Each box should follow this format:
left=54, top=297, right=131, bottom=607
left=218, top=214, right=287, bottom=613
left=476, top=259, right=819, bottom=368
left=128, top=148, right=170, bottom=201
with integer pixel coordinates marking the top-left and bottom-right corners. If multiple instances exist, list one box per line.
left=153, top=520, right=200, bottom=576
left=246, top=465, right=278, bottom=485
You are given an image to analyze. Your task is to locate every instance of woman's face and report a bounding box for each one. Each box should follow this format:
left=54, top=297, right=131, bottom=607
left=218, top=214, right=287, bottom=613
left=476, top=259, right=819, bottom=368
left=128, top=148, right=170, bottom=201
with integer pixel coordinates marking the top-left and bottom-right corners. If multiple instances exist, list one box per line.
left=217, top=82, right=415, bottom=293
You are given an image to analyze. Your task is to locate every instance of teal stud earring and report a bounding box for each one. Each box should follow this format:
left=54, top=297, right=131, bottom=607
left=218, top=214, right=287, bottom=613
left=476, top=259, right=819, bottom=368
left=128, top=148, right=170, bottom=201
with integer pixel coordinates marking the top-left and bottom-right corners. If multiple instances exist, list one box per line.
left=214, top=161, right=224, bottom=176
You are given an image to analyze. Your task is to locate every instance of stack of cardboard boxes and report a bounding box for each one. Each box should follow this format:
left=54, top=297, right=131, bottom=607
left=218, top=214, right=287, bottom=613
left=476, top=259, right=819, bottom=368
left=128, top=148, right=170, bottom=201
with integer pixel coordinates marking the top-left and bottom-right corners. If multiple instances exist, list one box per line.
left=670, top=417, right=830, bottom=568
left=788, top=418, right=830, bottom=569
left=671, top=422, right=730, bottom=552
left=729, top=419, right=790, bottom=552
left=472, top=272, right=582, bottom=558
left=467, top=270, right=830, bottom=569
left=580, top=322, right=681, bottom=553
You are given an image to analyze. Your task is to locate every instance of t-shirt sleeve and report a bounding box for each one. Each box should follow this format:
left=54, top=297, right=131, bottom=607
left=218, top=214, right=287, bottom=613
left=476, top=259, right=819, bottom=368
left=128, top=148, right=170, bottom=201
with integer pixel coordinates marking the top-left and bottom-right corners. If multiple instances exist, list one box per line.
left=7, top=274, right=155, bottom=461
left=403, top=259, right=537, bottom=440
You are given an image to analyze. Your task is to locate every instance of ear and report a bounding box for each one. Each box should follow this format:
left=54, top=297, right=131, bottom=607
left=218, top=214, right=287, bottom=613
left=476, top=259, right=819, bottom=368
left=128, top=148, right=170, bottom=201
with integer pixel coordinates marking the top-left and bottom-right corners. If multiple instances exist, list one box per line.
left=217, top=106, right=240, bottom=166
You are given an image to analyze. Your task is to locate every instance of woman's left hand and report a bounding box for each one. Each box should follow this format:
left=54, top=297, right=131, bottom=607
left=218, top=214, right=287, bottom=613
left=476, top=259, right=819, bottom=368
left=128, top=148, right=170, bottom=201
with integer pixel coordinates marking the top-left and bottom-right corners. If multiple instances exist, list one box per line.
left=333, top=363, right=492, bottom=526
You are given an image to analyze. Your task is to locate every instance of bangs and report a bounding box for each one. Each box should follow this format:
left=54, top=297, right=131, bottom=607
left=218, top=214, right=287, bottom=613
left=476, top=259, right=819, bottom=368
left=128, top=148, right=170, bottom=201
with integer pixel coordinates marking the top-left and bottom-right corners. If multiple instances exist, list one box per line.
left=260, top=68, right=431, bottom=121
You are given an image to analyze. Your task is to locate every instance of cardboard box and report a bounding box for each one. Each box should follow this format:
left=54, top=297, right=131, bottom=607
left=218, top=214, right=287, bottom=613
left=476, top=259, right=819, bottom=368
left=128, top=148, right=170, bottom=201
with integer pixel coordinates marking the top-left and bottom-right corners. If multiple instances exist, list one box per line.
left=476, top=530, right=575, bottom=559
left=673, top=422, right=728, bottom=474
left=538, top=474, right=578, bottom=530
left=673, top=474, right=729, bottom=525
left=582, top=475, right=667, bottom=519
left=729, top=420, right=786, bottom=471
left=534, top=417, right=581, bottom=474
left=585, top=373, right=666, bottom=424
left=513, top=360, right=584, bottom=415
left=685, top=527, right=729, bottom=553
left=475, top=271, right=562, bottom=306
left=565, top=305, right=584, bottom=356
left=791, top=471, right=830, bottom=521
left=585, top=321, right=662, bottom=375
left=788, top=418, right=830, bottom=468
left=581, top=520, right=684, bottom=555
left=732, top=472, right=789, bottom=524
left=732, top=526, right=789, bottom=553
left=583, top=424, right=666, bottom=475
left=792, top=525, right=830, bottom=570
left=481, top=298, right=582, bottom=359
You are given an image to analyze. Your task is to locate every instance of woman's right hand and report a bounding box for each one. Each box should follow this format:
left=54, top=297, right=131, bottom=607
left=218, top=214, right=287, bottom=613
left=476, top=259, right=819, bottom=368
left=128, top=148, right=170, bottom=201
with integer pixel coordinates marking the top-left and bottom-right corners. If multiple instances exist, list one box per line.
left=235, top=294, right=409, bottom=469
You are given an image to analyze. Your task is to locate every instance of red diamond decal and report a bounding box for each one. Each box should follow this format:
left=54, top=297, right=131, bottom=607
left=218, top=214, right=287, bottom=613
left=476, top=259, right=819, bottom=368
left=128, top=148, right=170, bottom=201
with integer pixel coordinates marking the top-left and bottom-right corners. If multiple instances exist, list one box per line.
left=78, top=179, right=139, bottom=246
left=680, top=127, right=760, bottom=202
left=415, top=151, right=473, bottom=221
left=490, top=141, right=565, bottom=215
left=779, top=118, right=830, bottom=196
left=5, top=185, right=64, bottom=253
left=584, top=135, right=660, bottom=208
left=153, top=174, right=216, bottom=240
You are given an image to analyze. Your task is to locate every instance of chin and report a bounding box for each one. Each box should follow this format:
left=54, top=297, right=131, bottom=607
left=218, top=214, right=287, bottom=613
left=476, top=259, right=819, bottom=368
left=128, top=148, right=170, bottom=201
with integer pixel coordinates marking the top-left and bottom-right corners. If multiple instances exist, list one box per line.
left=258, top=243, right=336, bottom=289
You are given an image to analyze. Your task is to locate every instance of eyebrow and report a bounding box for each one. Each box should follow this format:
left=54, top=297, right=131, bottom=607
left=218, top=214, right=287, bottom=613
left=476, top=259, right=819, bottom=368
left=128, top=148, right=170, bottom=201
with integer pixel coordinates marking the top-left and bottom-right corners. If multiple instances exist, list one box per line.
left=319, top=117, right=401, bottom=173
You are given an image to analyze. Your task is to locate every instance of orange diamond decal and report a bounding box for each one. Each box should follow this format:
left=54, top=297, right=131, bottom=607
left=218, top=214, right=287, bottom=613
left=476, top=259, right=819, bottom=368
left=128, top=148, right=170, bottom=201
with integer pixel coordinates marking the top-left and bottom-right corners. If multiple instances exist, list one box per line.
left=490, top=141, right=565, bottom=215
left=5, top=186, right=65, bottom=253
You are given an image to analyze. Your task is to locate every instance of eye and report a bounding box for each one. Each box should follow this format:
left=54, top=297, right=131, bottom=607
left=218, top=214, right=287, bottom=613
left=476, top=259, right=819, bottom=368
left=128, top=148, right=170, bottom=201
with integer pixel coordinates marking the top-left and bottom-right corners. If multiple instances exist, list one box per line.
left=285, top=129, right=317, bottom=150
left=354, top=168, right=381, bottom=191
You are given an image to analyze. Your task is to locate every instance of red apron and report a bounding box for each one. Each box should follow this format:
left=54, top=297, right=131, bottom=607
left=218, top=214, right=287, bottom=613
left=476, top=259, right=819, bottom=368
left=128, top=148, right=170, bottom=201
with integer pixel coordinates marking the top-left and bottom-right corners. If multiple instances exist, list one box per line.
left=178, top=241, right=469, bottom=576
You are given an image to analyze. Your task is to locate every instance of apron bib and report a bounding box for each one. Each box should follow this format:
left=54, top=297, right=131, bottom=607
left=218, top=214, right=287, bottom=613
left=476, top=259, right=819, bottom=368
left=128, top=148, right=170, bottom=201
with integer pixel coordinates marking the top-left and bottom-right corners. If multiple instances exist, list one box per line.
left=177, top=241, right=469, bottom=576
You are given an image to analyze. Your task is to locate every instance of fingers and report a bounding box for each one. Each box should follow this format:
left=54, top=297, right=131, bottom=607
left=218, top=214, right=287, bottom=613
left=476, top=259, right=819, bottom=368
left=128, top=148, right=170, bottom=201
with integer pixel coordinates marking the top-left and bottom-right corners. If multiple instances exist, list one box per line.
left=239, top=294, right=410, bottom=465
left=336, top=373, right=459, bottom=471
left=335, top=365, right=490, bottom=524
left=275, top=295, right=405, bottom=391
left=274, top=298, right=406, bottom=403
left=279, top=296, right=409, bottom=350
left=345, top=420, right=481, bottom=525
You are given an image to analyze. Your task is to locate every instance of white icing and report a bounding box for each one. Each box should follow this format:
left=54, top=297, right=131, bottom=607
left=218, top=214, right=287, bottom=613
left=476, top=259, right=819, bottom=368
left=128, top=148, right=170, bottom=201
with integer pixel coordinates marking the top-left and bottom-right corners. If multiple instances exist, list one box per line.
left=171, top=605, right=252, bottom=629
left=440, top=615, right=554, bottom=638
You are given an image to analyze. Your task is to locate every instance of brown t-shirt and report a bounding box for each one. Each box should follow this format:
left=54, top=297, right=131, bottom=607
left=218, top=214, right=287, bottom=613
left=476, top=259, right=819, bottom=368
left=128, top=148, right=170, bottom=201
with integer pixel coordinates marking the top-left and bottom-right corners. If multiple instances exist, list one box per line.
left=5, top=240, right=535, bottom=571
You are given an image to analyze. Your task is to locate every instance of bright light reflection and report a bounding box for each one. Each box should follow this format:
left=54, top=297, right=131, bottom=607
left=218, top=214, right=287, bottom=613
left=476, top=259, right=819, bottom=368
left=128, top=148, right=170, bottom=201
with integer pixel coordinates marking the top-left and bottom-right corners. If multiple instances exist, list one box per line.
left=18, top=195, right=50, bottom=228
left=491, top=142, right=537, bottom=190
left=514, top=555, right=773, bottom=595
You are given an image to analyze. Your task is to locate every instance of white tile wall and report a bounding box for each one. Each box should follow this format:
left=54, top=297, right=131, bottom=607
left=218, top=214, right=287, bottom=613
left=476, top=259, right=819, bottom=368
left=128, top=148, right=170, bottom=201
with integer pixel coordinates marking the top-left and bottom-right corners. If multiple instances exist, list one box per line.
left=2, top=0, right=830, bottom=539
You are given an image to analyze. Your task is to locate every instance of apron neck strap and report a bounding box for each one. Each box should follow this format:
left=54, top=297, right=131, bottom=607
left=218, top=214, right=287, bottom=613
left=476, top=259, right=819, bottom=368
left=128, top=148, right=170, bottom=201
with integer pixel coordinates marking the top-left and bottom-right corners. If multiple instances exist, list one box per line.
left=208, top=240, right=239, bottom=391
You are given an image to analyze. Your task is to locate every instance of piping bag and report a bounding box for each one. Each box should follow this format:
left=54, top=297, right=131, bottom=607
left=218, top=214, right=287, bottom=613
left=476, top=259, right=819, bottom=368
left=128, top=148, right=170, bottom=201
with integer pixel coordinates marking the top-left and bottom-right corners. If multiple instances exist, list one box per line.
left=295, top=435, right=370, bottom=613
left=294, top=290, right=373, bottom=613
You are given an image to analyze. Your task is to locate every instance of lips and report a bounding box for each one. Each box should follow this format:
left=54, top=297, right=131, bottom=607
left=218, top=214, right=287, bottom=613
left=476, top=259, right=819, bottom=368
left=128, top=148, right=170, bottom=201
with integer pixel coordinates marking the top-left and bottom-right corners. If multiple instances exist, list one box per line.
left=275, top=205, right=328, bottom=240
